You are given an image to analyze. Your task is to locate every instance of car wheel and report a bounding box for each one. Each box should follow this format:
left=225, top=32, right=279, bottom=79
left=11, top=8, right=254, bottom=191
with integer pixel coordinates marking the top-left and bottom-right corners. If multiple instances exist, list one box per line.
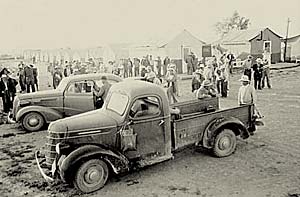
left=73, top=159, right=109, bottom=193
left=22, top=112, right=45, bottom=132
left=213, top=129, right=237, bottom=157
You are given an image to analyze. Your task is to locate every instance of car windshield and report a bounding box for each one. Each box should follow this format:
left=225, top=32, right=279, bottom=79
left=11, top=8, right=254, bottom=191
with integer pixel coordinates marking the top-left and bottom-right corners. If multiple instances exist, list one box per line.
left=56, top=78, right=69, bottom=91
left=107, top=92, right=129, bottom=115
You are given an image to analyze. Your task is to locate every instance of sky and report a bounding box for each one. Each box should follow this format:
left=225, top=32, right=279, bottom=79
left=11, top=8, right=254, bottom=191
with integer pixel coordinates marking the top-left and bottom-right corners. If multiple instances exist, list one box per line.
left=0, top=0, right=299, bottom=51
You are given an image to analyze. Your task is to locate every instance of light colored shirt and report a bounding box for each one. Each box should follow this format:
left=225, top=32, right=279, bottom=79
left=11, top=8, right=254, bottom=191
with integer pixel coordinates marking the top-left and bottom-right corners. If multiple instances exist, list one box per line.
left=238, top=84, right=257, bottom=105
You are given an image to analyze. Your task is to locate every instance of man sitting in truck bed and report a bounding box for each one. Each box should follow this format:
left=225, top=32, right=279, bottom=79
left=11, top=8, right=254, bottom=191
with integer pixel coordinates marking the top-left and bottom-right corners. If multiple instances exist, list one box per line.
left=195, top=80, right=217, bottom=99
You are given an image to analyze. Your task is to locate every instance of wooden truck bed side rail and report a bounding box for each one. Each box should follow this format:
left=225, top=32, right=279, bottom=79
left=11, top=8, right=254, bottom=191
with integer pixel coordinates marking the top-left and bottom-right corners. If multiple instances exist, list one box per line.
left=170, top=97, right=219, bottom=116
left=172, top=104, right=253, bottom=151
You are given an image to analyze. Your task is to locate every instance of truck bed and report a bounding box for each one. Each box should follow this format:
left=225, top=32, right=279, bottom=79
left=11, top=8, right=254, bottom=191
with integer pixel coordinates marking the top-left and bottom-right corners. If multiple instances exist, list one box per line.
left=171, top=104, right=253, bottom=150
left=170, top=97, right=219, bottom=117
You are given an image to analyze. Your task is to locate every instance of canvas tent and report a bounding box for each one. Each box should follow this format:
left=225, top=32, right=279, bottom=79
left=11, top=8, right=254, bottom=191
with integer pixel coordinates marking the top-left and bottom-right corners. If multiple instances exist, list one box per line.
left=128, top=29, right=206, bottom=73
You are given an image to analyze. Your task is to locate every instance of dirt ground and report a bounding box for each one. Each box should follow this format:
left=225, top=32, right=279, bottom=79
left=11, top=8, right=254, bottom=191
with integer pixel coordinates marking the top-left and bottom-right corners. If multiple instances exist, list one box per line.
left=0, top=65, right=300, bottom=197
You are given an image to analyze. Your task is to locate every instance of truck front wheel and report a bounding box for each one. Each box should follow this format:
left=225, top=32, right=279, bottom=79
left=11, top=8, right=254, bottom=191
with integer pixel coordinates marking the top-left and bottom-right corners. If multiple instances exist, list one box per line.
left=213, top=129, right=237, bottom=157
left=73, top=159, right=109, bottom=193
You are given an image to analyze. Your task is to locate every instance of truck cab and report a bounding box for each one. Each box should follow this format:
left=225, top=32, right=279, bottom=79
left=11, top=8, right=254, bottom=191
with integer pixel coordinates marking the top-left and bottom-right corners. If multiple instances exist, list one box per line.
left=36, top=80, right=256, bottom=193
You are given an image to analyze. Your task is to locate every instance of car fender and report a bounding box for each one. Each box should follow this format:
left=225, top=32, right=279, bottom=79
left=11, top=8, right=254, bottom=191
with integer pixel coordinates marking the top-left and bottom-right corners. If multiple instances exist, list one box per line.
left=202, top=117, right=249, bottom=149
left=59, top=145, right=129, bottom=182
left=16, top=105, right=63, bottom=123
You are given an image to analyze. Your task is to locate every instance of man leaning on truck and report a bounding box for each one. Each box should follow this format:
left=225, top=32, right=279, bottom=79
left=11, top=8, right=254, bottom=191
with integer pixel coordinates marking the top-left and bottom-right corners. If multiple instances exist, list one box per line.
left=93, top=76, right=112, bottom=109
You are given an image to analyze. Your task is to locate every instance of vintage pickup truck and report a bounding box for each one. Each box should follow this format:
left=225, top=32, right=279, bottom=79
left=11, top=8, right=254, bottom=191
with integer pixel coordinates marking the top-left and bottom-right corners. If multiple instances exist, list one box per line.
left=12, top=73, right=122, bottom=132
left=36, top=80, right=257, bottom=193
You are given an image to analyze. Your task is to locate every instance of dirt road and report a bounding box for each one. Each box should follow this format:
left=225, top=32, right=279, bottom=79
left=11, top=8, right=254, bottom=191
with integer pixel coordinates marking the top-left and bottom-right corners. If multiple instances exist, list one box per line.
left=0, top=67, right=300, bottom=197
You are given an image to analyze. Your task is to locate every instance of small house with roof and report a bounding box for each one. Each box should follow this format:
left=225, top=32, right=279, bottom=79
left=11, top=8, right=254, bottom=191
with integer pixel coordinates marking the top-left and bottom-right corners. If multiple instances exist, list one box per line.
left=216, top=28, right=282, bottom=63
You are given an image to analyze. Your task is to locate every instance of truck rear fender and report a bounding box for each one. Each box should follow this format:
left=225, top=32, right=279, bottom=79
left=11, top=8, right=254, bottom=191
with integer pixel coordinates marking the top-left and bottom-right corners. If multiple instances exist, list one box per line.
left=202, top=117, right=250, bottom=149
left=59, top=145, right=129, bottom=182
left=16, top=106, right=63, bottom=123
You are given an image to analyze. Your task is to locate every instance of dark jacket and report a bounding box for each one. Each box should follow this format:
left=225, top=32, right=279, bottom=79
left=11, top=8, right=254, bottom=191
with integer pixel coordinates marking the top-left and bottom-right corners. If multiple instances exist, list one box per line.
left=24, top=66, right=34, bottom=84
left=252, top=63, right=263, bottom=79
left=0, top=78, right=18, bottom=97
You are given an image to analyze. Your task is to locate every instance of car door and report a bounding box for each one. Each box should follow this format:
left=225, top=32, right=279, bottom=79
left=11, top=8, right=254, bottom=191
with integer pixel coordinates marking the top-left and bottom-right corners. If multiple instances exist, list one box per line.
left=63, top=80, right=95, bottom=116
left=125, top=96, right=167, bottom=159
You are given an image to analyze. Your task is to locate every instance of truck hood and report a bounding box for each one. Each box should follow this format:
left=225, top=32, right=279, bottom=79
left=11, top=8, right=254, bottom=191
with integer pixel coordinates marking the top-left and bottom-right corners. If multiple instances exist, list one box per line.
left=50, top=109, right=120, bottom=134
left=19, top=89, right=62, bottom=100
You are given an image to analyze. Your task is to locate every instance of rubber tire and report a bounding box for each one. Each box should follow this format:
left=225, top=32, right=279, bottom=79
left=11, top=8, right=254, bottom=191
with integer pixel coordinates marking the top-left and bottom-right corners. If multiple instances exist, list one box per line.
left=213, top=129, right=237, bottom=157
left=22, top=112, right=45, bottom=132
left=73, top=159, right=109, bottom=193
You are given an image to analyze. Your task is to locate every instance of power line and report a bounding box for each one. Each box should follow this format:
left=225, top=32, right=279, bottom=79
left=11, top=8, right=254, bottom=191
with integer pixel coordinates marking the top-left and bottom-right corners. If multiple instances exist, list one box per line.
left=284, top=18, right=291, bottom=62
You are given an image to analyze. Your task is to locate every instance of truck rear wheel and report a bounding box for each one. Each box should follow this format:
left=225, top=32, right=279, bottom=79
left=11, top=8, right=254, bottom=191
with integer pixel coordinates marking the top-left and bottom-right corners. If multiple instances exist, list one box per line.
left=73, top=159, right=109, bottom=193
left=213, top=129, right=237, bottom=157
left=22, top=112, right=45, bottom=132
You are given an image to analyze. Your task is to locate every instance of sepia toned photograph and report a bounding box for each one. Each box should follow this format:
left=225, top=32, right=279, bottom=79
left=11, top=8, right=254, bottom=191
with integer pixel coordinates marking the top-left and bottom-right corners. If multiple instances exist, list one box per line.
left=0, top=0, right=299, bottom=196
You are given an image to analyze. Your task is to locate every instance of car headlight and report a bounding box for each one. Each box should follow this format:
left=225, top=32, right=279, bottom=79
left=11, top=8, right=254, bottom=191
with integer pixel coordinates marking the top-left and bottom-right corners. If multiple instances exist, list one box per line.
left=55, top=143, right=60, bottom=155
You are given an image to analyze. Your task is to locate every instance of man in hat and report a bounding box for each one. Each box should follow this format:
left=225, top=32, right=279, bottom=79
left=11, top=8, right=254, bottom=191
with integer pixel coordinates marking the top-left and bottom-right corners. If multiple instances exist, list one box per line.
left=133, top=58, right=140, bottom=77
left=261, top=59, right=271, bottom=89
left=185, top=53, right=193, bottom=75
left=24, top=64, right=35, bottom=93
left=53, top=66, right=63, bottom=89
left=192, top=70, right=205, bottom=92
left=30, top=64, right=39, bottom=91
left=0, top=74, right=18, bottom=113
left=163, top=56, right=170, bottom=76
left=145, top=66, right=156, bottom=83
left=243, top=55, right=253, bottom=81
left=252, top=58, right=263, bottom=90
left=238, top=75, right=257, bottom=106
left=18, top=64, right=26, bottom=92
left=156, top=56, right=162, bottom=77
left=195, top=80, right=217, bottom=99
left=93, top=76, right=112, bottom=109
left=166, top=67, right=178, bottom=104
left=64, top=63, right=73, bottom=77
left=128, top=58, right=133, bottom=77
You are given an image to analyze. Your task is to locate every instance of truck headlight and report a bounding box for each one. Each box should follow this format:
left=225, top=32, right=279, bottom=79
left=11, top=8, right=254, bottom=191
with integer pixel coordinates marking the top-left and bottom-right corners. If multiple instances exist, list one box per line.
left=55, top=143, right=60, bottom=155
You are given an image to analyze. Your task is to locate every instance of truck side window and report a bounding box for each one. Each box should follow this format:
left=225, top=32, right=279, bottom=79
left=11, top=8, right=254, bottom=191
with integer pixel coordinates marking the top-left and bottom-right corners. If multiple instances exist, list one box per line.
left=130, top=96, right=161, bottom=118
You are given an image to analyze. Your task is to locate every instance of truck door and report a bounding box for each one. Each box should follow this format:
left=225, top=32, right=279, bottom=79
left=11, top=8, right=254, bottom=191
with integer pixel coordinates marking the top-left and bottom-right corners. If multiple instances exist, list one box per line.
left=127, top=96, right=167, bottom=159
left=63, top=80, right=95, bottom=116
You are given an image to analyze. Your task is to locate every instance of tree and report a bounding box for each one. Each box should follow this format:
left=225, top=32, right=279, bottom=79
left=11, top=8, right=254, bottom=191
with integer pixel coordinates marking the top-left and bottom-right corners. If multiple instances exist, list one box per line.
left=215, top=11, right=250, bottom=37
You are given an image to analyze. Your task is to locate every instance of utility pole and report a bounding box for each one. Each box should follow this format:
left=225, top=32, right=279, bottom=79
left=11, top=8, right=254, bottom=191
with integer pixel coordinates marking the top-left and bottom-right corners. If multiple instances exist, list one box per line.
left=284, top=18, right=291, bottom=62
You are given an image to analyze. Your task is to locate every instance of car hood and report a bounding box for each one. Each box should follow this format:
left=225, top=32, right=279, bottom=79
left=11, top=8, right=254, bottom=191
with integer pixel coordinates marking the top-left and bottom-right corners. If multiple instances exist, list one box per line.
left=19, top=89, right=62, bottom=100
left=50, top=109, right=120, bottom=133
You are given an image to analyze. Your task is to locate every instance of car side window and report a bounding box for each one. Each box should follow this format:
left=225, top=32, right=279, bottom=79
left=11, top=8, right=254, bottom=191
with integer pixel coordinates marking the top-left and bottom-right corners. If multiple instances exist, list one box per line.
left=130, top=96, right=161, bottom=119
left=67, top=81, right=93, bottom=94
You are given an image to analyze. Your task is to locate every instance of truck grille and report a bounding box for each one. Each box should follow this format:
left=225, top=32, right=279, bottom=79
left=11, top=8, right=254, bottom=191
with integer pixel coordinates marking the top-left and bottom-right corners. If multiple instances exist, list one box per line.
left=45, top=131, right=63, bottom=166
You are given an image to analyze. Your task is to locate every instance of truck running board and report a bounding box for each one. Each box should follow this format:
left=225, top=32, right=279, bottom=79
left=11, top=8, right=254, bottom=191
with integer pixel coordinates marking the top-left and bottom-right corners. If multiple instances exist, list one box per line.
left=137, top=153, right=174, bottom=168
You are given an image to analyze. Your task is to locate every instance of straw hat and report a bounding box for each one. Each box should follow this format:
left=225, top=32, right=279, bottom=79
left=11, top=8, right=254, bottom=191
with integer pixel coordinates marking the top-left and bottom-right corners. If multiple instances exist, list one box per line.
left=239, top=75, right=250, bottom=82
left=1, top=74, right=8, bottom=78
left=256, top=58, right=262, bottom=63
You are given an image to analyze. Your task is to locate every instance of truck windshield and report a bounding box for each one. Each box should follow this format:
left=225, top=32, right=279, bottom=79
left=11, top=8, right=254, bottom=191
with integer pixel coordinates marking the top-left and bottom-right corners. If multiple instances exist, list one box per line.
left=107, top=92, right=129, bottom=115
left=56, top=78, right=69, bottom=92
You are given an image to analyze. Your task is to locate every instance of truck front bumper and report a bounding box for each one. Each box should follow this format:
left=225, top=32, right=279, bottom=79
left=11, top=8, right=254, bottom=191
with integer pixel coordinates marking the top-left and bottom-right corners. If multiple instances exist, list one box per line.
left=35, top=151, right=54, bottom=182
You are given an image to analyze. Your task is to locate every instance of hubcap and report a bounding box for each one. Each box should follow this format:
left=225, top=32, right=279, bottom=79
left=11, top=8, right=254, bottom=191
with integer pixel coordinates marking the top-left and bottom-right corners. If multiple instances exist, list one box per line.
left=28, top=116, right=39, bottom=126
left=218, top=136, right=231, bottom=150
left=85, top=167, right=101, bottom=184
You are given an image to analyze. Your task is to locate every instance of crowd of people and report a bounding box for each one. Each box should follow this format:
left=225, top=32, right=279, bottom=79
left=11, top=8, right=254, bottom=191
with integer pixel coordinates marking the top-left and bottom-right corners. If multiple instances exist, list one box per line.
left=0, top=50, right=270, bottom=120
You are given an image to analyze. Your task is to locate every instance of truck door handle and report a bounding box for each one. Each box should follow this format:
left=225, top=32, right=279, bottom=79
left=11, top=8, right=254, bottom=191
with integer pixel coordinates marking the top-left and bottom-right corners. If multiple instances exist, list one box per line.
left=159, top=120, right=164, bottom=126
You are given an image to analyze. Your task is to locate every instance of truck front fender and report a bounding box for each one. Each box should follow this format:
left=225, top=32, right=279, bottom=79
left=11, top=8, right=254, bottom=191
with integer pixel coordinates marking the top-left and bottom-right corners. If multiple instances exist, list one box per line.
left=59, top=145, right=129, bottom=182
left=202, top=117, right=250, bottom=149
left=16, top=106, right=63, bottom=123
